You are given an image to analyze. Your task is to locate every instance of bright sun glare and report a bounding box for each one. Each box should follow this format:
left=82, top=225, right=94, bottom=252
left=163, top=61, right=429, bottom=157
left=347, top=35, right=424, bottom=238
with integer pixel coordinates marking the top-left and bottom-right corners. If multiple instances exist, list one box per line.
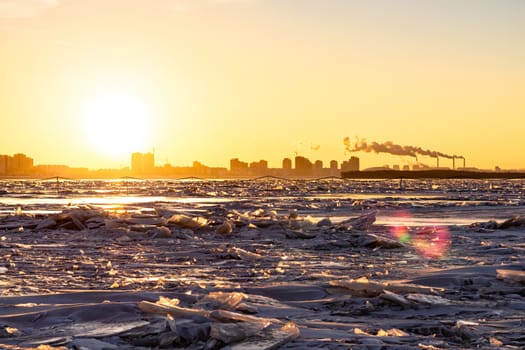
left=81, top=91, right=152, bottom=158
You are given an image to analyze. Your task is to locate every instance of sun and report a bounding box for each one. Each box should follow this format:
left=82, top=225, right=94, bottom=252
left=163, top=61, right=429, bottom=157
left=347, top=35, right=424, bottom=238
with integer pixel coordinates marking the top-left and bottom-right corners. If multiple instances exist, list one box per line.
left=81, top=91, right=152, bottom=158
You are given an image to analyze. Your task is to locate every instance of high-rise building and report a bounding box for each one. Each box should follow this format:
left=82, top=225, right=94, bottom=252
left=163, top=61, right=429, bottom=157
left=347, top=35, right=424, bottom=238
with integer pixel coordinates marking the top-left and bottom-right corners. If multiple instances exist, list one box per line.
left=249, top=160, right=268, bottom=175
left=314, top=160, right=323, bottom=169
left=282, top=158, right=292, bottom=170
left=341, top=156, right=360, bottom=172
left=330, top=160, right=338, bottom=170
left=131, top=153, right=142, bottom=173
left=0, top=155, right=8, bottom=175
left=0, top=154, right=34, bottom=175
left=131, top=152, right=155, bottom=175
left=349, top=156, right=359, bottom=171
left=295, top=156, right=313, bottom=176
left=193, top=161, right=209, bottom=176
left=230, top=158, right=248, bottom=172
left=13, top=153, right=33, bottom=172
left=143, top=153, right=154, bottom=173
left=250, top=160, right=268, bottom=170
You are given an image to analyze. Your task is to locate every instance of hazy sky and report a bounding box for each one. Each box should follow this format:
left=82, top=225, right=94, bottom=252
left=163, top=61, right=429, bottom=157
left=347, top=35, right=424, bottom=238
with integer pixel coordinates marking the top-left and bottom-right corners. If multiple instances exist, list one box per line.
left=1, top=0, right=524, bottom=170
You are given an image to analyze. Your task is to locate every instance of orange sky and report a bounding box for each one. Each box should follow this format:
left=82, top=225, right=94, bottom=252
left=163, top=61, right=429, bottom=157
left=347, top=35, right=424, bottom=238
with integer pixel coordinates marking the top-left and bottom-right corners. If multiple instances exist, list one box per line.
left=1, top=0, right=524, bottom=170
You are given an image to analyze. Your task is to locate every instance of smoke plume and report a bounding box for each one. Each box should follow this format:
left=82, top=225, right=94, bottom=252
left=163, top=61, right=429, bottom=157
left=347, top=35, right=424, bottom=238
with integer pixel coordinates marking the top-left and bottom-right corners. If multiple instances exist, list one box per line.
left=344, top=137, right=462, bottom=160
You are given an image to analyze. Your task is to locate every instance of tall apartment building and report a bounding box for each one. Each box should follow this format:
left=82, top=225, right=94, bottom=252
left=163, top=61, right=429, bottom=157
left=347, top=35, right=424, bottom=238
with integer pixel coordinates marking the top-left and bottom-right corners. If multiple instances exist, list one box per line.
left=341, top=156, right=360, bottom=172
left=295, top=156, right=313, bottom=176
left=131, top=152, right=155, bottom=175
left=282, top=158, right=292, bottom=170
left=0, top=153, right=34, bottom=175
left=230, top=158, right=249, bottom=176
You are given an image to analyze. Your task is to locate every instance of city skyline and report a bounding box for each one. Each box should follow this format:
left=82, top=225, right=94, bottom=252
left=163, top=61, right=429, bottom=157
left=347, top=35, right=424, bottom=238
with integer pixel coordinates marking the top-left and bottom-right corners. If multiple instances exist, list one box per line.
left=1, top=1, right=524, bottom=169
left=0, top=151, right=356, bottom=178
left=4, top=149, right=521, bottom=180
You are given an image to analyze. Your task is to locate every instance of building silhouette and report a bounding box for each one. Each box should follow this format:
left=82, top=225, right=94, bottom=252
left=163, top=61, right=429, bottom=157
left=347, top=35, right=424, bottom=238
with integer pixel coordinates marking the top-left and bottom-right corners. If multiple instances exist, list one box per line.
left=144, top=153, right=154, bottom=173
left=230, top=158, right=249, bottom=176
left=341, top=156, right=360, bottom=172
left=0, top=153, right=34, bottom=175
left=295, top=156, right=313, bottom=176
left=131, top=152, right=155, bottom=175
left=230, top=158, right=270, bottom=176
left=280, top=158, right=292, bottom=176
left=0, top=151, right=362, bottom=179
left=250, top=160, right=268, bottom=175
left=12, top=153, right=34, bottom=174
left=0, top=155, right=7, bottom=175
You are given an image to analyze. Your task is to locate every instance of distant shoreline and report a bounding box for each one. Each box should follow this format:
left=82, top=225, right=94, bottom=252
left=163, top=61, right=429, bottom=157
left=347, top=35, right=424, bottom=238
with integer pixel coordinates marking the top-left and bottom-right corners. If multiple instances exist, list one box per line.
left=0, top=175, right=340, bottom=181
left=3, top=170, right=525, bottom=181
left=342, top=169, right=525, bottom=179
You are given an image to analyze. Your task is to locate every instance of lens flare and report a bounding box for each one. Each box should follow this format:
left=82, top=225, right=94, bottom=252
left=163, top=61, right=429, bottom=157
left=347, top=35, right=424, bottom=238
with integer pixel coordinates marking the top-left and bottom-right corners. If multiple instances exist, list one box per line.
left=391, top=224, right=411, bottom=244
left=412, top=226, right=451, bottom=259
left=388, top=211, right=451, bottom=259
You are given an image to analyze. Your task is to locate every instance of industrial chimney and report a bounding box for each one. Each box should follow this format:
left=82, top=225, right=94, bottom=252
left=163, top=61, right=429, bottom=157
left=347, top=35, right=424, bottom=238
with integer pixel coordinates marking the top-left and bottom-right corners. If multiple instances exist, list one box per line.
left=452, top=157, right=455, bottom=170
left=436, top=157, right=439, bottom=168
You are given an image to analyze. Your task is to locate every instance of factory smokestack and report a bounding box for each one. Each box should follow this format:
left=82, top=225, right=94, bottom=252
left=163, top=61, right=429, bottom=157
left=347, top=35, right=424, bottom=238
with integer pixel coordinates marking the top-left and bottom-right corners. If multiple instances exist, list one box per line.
left=453, top=157, right=456, bottom=170
left=437, top=157, right=439, bottom=168
left=455, top=156, right=466, bottom=169
left=343, top=137, right=464, bottom=165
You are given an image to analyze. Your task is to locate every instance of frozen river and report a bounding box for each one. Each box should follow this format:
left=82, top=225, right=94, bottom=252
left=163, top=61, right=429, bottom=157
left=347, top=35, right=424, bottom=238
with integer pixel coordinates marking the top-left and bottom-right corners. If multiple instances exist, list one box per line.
left=1, top=178, right=525, bottom=349
left=1, top=178, right=524, bottom=227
